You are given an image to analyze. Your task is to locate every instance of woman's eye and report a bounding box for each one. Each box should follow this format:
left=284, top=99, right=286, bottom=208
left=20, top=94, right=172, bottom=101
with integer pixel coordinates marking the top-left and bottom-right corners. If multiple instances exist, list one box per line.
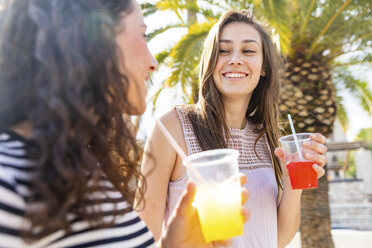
left=144, top=34, right=149, bottom=39
left=219, top=49, right=229, bottom=54
left=243, top=49, right=255, bottom=53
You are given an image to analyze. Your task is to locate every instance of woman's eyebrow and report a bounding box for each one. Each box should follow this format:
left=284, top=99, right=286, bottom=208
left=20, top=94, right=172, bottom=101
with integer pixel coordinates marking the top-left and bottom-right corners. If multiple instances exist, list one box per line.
left=220, top=39, right=259, bottom=45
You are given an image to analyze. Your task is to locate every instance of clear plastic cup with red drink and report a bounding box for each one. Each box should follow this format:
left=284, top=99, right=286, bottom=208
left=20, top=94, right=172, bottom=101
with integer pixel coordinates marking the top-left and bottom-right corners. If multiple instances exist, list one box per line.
left=279, top=133, right=318, bottom=189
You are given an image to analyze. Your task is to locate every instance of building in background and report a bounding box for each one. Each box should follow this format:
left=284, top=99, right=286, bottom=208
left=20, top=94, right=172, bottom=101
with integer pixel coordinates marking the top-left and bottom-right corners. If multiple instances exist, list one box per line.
left=326, top=120, right=372, bottom=230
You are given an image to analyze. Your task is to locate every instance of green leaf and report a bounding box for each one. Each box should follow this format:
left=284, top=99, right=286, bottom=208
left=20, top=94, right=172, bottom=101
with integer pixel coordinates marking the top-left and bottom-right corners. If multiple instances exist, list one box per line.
left=141, top=2, right=158, bottom=17
left=333, top=66, right=372, bottom=115
left=146, top=24, right=188, bottom=41
left=155, top=0, right=186, bottom=23
left=307, top=0, right=360, bottom=58
left=251, top=0, right=292, bottom=56
left=356, top=128, right=372, bottom=142
left=155, top=50, right=171, bottom=65
left=334, top=53, right=372, bottom=67
left=336, top=95, right=348, bottom=131
left=165, top=21, right=214, bottom=100
left=150, top=80, right=168, bottom=113
left=298, top=0, right=317, bottom=42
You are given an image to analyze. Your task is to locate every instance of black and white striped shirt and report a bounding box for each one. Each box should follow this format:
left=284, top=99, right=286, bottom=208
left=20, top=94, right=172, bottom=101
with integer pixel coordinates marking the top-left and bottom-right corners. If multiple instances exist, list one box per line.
left=0, top=130, right=155, bottom=248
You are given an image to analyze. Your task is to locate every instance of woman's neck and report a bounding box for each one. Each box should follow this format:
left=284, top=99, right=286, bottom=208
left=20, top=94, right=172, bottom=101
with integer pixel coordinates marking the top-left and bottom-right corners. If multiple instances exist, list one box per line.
left=10, top=121, right=32, bottom=139
left=223, top=97, right=250, bottom=129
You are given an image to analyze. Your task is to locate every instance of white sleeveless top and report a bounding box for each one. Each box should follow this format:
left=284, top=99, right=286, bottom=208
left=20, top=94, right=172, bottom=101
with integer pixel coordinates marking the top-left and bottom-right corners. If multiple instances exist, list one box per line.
left=163, top=106, right=278, bottom=248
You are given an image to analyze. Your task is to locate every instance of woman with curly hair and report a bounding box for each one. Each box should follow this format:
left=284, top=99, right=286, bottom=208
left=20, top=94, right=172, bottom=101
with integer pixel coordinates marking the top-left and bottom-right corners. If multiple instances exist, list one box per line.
left=139, top=10, right=328, bottom=248
left=0, top=0, right=248, bottom=247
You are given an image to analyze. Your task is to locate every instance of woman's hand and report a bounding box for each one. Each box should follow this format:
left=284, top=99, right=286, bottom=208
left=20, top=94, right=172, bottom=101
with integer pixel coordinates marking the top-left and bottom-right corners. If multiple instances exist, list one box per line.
left=159, top=174, right=249, bottom=248
left=274, top=133, right=328, bottom=179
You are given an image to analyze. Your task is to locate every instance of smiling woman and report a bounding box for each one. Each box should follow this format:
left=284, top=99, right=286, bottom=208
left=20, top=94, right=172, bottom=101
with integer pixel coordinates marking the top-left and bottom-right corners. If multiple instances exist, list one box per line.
left=213, top=22, right=264, bottom=103
left=138, top=9, right=328, bottom=248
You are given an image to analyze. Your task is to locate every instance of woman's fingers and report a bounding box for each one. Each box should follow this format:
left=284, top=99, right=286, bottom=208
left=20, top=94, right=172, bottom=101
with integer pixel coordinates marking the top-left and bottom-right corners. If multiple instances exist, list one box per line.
left=239, top=173, right=247, bottom=186
left=310, top=133, right=327, bottom=144
left=241, top=187, right=249, bottom=204
left=313, top=163, right=325, bottom=178
left=212, top=239, right=233, bottom=247
left=175, top=182, right=197, bottom=217
left=303, top=139, right=327, bottom=155
left=304, top=152, right=328, bottom=167
left=274, top=147, right=285, bottom=165
left=241, top=205, right=250, bottom=222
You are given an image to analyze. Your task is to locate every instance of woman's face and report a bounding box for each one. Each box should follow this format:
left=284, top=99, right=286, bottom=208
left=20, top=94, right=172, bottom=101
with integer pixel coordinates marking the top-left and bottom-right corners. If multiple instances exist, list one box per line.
left=212, top=22, right=263, bottom=104
left=116, top=0, right=157, bottom=115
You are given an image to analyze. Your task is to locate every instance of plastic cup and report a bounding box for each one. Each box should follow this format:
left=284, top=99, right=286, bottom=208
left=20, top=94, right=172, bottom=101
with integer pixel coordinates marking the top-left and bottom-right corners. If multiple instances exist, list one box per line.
left=184, top=148, right=243, bottom=242
left=279, top=133, right=318, bottom=189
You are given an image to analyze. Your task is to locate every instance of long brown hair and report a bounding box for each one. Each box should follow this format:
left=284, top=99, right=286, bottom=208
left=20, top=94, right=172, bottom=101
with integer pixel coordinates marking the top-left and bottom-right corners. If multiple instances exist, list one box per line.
left=187, top=10, right=284, bottom=187
left=0, top=0, right=146, bottom=239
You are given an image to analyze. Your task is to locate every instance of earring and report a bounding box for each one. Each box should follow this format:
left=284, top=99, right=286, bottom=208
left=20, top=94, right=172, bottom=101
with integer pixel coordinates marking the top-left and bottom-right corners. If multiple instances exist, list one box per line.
left=261, top=70, right=266, bottom=76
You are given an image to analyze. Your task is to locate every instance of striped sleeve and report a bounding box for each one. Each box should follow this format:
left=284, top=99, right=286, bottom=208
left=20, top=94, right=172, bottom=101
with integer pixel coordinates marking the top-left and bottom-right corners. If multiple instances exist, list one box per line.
left=48, top=210, right=156, bottom=248
left=0, top=131, right=156, bottom=248
left=0, top=140, right=29, bottom=247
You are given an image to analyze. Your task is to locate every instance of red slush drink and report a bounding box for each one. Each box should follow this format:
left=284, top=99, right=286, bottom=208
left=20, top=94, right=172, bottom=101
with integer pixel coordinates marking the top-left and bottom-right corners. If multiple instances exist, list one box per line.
left=286, top=161, right=318, bottom=189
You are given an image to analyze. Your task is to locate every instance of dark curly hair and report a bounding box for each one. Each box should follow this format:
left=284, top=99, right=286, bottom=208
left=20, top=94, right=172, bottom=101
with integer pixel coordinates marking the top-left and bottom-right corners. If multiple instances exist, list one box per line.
left=0, top=0, right=146, bottom=239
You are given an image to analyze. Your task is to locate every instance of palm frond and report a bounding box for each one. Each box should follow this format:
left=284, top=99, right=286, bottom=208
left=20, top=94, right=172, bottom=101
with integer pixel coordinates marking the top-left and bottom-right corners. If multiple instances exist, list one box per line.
left=146, top=24, right=187, bottom=41
left=324, top=6, right=370, bottom=42
left=334, top=53, right=372, bottom=67
left=165, top=21, right=213, bottom=99
left=155, top=50, right=171, bottom=65
left=155, top=0, right=186, bottom=23
left=298, top=0, right=317, bottom=41
left=227, top=0, right=254, bottom=9
left=307, top=0, right=353, bottom=58
left=251, top=0, right=292, bottom=56
left=336, top=95, right=348, bottom=131
left=150, top=80, right=168, bottom=113
left=329, top=31, right=372, bottom=59
left=199, top=8, right=221, bottom=21
left=141, top=2, right=158, bottom=17
left=333, top=66, right=372, bottom=115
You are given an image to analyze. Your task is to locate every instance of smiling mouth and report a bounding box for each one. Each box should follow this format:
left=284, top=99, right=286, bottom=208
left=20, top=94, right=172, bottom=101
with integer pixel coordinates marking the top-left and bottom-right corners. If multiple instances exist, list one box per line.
left=223, top=72, right=248, bottom=79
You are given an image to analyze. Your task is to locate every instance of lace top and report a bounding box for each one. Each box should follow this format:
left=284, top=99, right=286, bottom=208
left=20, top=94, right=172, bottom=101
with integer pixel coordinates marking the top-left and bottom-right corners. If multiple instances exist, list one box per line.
left=163, top=106, right=278, bottom=248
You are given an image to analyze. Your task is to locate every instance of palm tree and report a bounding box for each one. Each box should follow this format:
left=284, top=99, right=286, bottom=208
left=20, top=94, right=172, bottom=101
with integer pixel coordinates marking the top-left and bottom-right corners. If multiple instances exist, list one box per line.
left=142, top=1, right=372, bottom=247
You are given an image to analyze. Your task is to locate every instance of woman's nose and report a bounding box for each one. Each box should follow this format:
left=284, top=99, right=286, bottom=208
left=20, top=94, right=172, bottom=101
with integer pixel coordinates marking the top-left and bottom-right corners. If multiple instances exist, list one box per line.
left=149, top=54, right=158, bottom=72
left=229, top=52, right=243, bottom=65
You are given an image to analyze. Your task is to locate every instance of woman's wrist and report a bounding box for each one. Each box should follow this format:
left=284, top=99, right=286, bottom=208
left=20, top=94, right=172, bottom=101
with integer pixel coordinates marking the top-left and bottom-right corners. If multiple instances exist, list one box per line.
left=282, top=176, right=303, bottom=194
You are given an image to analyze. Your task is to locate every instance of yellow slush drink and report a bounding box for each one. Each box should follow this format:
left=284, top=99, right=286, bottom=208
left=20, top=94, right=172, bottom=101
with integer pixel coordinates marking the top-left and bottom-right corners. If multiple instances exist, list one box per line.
left=194, top=182, right=243, bottom=242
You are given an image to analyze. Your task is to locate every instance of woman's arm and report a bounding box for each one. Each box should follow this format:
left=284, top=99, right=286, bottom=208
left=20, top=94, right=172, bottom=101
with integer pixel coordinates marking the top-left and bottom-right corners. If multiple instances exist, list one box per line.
left=276, top=175, right=302, bottom=248
left=275, top=133, right=327, bottom=248
left=135, top=109, right=186, bottom=241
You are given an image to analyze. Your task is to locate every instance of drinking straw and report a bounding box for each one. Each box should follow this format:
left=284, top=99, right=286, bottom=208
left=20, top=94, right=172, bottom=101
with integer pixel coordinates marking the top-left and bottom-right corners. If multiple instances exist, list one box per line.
left=156, top=120, right=205, bottom=183
left=287, top=114, right=304, bottom=160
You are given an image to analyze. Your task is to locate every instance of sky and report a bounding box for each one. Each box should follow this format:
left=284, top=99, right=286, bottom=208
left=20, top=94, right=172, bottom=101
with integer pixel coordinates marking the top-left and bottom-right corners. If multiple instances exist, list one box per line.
left=137, top=1, right=372, bottom=142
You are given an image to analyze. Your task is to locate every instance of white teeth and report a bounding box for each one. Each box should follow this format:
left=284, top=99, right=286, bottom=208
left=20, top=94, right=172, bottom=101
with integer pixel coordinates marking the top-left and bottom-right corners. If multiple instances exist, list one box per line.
left=224, top=73, right=246, bottom=78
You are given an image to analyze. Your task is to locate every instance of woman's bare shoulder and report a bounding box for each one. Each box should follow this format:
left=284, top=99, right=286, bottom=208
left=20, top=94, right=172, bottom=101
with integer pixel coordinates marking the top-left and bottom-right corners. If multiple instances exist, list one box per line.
left=159, top=107, right=179, bottom=122
left=157, top=107, right=184, bottom=139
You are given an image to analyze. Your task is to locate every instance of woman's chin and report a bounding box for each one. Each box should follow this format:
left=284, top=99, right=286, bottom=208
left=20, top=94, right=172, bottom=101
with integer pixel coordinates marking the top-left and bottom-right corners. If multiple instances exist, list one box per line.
left=125, top=104, right=147, bottom=116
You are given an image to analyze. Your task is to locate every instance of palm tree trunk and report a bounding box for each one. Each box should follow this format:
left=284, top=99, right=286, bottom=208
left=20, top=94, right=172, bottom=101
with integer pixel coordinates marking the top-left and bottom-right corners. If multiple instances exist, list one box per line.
left=279, top=54, right=335, bottom=248
left=300, top=166, right=334, bottom=248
